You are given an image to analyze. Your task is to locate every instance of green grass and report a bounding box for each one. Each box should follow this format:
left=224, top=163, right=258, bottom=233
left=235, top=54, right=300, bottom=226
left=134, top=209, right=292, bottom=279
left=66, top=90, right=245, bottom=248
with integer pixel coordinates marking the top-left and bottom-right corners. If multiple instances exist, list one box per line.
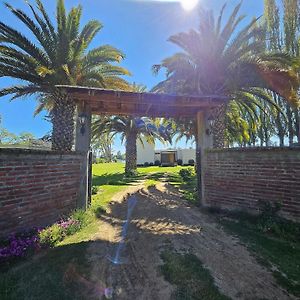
left=167, top=167, right=198, bottom=205
left=160, top=250, right=230, bottom=300
left=91, top=163, right=189, bottom=211
left=219, top=213, right=300, bottom=297
left=0, top=242, right=90, bottom=300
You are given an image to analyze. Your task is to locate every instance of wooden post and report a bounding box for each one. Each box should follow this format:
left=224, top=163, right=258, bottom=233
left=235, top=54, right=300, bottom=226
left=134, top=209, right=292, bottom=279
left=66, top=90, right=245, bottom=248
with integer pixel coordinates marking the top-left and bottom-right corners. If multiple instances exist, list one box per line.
left=196, top=110, right=213, bottom=205
left=75, top=102, right=92, bottom=210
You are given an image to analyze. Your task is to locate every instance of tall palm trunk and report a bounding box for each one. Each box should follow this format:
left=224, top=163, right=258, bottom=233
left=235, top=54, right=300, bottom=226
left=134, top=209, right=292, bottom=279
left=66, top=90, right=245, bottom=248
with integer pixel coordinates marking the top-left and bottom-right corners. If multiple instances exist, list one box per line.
left=51, top=95, right=76, bottom=151
left=125, top=129, right=137, bottom=176
left=211, top=104, right=227, bottom=148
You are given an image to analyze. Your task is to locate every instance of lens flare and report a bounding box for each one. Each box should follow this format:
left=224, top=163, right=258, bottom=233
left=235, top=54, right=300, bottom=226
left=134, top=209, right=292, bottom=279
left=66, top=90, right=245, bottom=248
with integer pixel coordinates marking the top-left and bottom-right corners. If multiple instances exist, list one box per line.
left=107, top=196, right=137, bottom=265
left=104, top=288, right=113, bottom=299
left=180, top=0, right=198, bottom=11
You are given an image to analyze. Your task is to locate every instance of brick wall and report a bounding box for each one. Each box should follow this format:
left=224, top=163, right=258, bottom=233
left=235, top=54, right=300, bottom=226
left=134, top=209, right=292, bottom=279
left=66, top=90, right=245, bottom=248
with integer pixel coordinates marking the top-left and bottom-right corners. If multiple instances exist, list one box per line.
left=0, top=149, right=83, bottom=237
left=204, top=147, right=300, bottom=221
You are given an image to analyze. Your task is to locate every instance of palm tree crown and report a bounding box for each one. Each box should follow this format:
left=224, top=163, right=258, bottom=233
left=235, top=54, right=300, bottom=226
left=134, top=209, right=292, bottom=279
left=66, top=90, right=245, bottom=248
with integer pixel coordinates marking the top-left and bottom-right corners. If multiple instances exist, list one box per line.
left=153, top=2, right=299, bottom=147
left=0, top=0, right=130, bottom=150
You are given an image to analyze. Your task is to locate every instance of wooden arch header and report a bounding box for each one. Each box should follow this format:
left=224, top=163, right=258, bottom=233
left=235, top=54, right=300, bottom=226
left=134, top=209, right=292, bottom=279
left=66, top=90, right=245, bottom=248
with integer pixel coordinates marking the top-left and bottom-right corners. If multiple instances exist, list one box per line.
left=56, top=85, right=228, bottom=117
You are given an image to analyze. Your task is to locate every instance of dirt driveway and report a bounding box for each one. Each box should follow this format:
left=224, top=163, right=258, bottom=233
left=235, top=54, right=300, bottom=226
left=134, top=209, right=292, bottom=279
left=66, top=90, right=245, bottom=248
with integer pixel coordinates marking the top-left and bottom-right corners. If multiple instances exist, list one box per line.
left=71, top=183, right=295, bottom=300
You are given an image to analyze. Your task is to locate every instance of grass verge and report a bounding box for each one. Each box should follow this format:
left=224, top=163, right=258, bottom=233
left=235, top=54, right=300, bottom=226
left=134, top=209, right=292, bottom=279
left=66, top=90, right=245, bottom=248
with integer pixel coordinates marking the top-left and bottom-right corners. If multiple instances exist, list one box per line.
left=160, top=250, right=230, bottom=300
left=0, top=242, right=90, bottom=300
left=218, top=212, right=300, bottom=297
left=168, top=168, right=198, bottom=205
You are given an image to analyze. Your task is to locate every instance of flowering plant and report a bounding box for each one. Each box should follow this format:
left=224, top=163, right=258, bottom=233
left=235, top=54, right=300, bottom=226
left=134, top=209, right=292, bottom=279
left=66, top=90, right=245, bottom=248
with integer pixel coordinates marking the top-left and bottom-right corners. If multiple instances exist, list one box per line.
left=39, top=217, right=81, bottom=247
left=0, top=210, right=87, bottom=264
left=0, top=231, right=40, bottom=262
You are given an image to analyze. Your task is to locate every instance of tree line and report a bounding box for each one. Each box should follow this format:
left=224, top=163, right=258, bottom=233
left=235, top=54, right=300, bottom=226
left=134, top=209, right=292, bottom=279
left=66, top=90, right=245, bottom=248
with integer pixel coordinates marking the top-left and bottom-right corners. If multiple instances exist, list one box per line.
left=225, top=0, right=300, bottom=147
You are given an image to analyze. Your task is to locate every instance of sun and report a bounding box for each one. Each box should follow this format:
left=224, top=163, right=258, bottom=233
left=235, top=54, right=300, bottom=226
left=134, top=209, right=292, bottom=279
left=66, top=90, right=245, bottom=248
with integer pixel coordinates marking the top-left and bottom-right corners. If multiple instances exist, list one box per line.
left=180, top=0, right=199, bottom=11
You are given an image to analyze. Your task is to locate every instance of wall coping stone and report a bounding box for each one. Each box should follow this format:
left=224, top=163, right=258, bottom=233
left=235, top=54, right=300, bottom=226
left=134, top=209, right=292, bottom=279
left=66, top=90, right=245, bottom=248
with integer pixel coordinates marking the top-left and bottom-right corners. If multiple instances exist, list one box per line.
left=207, top=146, right=300, bottom=153
left=0, top=148, right=85, bottom=156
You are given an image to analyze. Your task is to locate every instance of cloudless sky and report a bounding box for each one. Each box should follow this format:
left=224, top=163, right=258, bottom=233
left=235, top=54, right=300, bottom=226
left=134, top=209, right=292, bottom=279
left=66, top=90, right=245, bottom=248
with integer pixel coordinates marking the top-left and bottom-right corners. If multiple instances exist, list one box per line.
left=0, top=0, right=264, bottom=152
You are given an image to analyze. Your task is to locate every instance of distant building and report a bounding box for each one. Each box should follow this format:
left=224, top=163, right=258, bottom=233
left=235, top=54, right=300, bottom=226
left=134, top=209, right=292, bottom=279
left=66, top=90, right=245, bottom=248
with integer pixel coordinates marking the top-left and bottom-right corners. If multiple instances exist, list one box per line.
left=137, top=139, right=195, bottom=166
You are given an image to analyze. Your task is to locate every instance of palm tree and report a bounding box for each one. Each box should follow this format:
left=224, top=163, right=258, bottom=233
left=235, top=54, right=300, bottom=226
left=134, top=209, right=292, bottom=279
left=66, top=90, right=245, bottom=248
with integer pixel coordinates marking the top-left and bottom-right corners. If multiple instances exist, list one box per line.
left=153, top=2, right=298, bottom=148
left=92, top=116, right=172, bottom=176
left=0, top=0, right=130, bottom=151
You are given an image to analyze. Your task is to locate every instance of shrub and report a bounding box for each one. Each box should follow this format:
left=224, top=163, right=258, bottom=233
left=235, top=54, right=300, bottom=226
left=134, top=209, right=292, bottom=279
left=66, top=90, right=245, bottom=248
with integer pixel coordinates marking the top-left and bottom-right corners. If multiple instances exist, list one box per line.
left=184, top=190, right=198, bottom=204
left=71, top=209, right=92, bottom=228
left=95, top=157, right=106, bottom=164
left=177, top=159, right=183, bottom=166
left=91, top=186, right=99, bottom=195
left=188, top=159, right=195, bottom=166
left=144, top=162, right=149, bottom=167
left=149, top=162, right=154, bottom=166
left=179, top=168, right=194, bottom=182
left=92, top=206, right=107, bottom=218
left=256, top=201, right=285, bottom=236
left=39, top=224, right=64, bottom=247
left=155, top=160, right=161, bottom=166
left=254, top=201, right=299, bottom=240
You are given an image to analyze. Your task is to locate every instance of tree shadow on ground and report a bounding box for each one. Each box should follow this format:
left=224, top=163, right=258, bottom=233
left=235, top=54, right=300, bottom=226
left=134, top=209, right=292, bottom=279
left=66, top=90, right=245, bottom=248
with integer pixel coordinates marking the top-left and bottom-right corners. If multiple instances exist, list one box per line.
left=92, top=171, right=179, bottom=187
left=0, top=241, right=104, bottom=300
left=97, top=185, right=199, bottom=235
left=92, top=173, right=143, bottom=186
left=1, top=185, right=203, bottom=300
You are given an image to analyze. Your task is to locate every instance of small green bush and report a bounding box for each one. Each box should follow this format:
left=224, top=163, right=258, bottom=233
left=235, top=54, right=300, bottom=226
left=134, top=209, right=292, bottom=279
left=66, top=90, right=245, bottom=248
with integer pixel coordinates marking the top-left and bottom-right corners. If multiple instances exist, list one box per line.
left=179, top=168, right=194, bottom=182
left=144, top=162, right=149, bottom=167
left=149, top=162, right=154, bottom=166
left=256, top=201, right=300, bottom=240
left=177, top=159, right=183, bottom=166
left=91, top=186, right=99, bottom=195
left=95, top=158, right=106, bottom=164
left=155, top=160, right=161, bottom=166
left=184, top=190, right=198, bottom=204
left=39, top=224, right=64, bottom=247
left=92, top=206, right=106, bottom=218
left=71, top=209, right=93, bottom=228
left=188, top=159, right=195, bottom=166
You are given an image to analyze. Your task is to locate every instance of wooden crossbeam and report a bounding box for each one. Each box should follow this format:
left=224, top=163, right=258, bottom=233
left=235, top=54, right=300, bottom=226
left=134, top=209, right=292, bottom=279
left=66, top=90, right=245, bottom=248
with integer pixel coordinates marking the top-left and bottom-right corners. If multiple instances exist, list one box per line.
left=57, top=85, right=228, bottom=117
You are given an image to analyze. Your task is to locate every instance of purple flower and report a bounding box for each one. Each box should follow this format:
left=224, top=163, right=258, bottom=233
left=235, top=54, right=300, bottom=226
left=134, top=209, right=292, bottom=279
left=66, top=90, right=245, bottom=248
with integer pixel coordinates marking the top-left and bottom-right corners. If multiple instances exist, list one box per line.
left=0, top=232, right=40, bottom=261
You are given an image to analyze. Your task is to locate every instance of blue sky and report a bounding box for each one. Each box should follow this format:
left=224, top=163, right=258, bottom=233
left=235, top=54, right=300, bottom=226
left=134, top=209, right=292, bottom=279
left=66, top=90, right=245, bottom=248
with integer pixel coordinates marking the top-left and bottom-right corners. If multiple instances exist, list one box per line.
left=0, top=0, right=264, bottom=152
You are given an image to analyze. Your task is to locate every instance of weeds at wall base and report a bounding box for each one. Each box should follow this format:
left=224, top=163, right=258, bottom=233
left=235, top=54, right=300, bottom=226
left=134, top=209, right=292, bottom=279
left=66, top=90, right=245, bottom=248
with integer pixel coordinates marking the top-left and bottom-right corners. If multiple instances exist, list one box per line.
left=207, top=206, right=300, bottom=297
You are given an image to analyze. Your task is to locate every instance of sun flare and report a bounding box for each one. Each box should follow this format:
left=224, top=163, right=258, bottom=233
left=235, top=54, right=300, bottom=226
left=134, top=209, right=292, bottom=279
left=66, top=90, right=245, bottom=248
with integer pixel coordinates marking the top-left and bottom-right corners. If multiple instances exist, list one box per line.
left=180, top=0, right=199, bottom=11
